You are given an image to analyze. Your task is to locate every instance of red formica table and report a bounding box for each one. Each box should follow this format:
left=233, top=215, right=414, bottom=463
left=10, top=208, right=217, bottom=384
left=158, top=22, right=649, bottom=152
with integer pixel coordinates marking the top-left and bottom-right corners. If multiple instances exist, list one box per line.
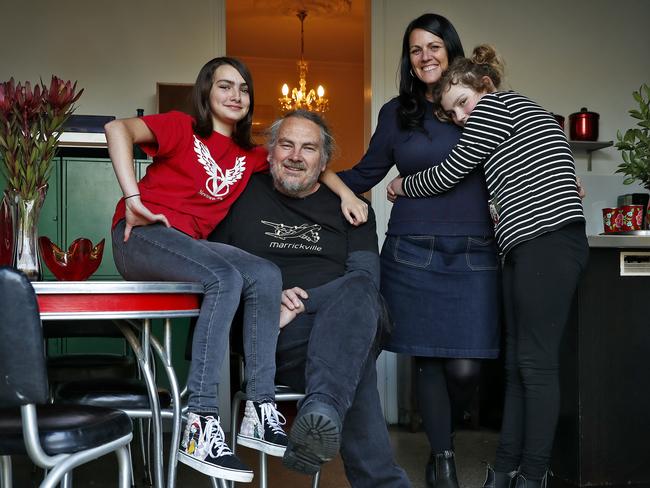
left=33, top=281, right=203, bottom=488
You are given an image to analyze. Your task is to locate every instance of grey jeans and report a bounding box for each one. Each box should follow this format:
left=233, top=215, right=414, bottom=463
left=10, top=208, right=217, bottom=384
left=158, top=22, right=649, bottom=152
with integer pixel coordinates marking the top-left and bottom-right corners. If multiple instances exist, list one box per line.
left=112, top=220, right=282, bottom=413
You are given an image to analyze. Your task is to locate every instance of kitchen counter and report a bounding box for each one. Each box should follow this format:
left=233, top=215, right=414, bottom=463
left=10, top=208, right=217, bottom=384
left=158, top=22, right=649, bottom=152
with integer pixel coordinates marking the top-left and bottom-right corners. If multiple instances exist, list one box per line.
left=588, top=232, right=650, bottom=248
left=553, top=244, right=650, bottom=487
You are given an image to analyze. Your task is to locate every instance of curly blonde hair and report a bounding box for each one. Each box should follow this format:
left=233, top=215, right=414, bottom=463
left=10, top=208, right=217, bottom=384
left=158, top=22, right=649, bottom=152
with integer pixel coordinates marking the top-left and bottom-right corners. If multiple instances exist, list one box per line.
left=433, top=44, right=505, bottom=121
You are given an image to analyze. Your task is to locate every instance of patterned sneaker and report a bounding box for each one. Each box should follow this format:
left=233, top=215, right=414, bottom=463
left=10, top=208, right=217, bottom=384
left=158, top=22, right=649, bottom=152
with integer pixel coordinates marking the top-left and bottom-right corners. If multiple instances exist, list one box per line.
left=237, top=401, right=288, bottom=456
left=178, top=412, right=253, bottom=482
left=282, top=400, right=341, bottom=475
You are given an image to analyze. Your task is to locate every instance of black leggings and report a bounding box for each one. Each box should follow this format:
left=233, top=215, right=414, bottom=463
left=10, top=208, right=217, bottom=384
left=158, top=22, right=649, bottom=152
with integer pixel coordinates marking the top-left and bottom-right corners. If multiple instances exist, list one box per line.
left=494, top=222, right=588, bottom=479
left=416, top=356, right=481, bottom=452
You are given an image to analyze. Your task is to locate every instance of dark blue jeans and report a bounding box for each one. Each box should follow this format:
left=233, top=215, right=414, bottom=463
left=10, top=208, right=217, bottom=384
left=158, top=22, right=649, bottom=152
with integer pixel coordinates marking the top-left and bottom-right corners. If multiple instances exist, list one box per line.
left=112, top=221, right=282, bottom=413
left=276, top=276, right=411, bottom=487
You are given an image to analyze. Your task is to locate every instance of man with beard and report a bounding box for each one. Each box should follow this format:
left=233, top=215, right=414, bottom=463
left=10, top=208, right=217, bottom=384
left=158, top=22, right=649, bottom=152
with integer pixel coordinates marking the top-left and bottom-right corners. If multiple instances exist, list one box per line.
left=209, top=110, right=410, bottom=487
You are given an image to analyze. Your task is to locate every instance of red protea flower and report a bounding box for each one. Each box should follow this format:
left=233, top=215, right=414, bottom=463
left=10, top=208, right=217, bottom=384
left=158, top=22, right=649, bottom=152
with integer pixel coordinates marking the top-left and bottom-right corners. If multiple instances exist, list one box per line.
left=46, top=75, right=83, bottom=113
left=0, top=78, right=15, bottom=117
left=0, top=75, right=83, bottom=199
left=14, top=81, right=43, bottom=123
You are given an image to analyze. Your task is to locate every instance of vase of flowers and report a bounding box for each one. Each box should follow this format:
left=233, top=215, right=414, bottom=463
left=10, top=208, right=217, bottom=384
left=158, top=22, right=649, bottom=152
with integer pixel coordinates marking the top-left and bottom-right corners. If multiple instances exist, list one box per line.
left=0, top=76, right=83, bottom=279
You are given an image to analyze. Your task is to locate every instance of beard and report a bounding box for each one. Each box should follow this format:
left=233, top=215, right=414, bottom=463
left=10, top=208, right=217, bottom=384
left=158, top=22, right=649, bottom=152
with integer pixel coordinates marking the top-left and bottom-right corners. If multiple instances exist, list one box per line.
left=270, top=159, right=321, bottom=197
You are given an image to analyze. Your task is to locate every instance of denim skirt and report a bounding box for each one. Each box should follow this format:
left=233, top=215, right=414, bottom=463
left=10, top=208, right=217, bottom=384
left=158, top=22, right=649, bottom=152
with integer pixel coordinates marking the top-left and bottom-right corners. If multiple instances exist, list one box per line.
left=380, top=234, right=501, bottom=358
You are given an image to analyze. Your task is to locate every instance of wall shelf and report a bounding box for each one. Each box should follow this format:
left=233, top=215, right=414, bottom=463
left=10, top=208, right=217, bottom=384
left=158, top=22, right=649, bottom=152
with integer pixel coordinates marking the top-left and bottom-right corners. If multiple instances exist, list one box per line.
left=569, top=140, right=613, bottom=171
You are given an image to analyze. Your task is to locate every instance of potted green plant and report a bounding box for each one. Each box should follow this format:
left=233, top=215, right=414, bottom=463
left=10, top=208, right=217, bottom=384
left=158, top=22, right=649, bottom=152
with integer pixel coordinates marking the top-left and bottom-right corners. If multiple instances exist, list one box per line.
left=615, top=83, right=650, bottom=189
left=0, top=76, right=83, bottom=279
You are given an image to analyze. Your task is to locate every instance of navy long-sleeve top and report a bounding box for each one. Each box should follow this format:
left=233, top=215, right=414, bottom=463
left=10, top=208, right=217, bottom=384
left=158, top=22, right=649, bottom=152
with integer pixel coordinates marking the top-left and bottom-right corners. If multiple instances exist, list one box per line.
left=338, top=97, right=494, bottom=237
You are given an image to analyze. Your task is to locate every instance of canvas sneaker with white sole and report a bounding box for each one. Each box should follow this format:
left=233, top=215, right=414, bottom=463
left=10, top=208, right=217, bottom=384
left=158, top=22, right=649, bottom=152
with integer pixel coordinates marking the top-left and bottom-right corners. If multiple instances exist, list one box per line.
left=237, top=400, right=288, bottom=456
left=178, top=412, right=253, bottom=482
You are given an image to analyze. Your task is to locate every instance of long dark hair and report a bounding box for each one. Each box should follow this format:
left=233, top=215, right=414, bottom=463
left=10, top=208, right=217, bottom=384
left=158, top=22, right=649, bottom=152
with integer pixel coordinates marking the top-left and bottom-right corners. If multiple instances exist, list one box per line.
left=397, top=13, right=464, bottom=132
left=191, top=57, right=255, bottom=149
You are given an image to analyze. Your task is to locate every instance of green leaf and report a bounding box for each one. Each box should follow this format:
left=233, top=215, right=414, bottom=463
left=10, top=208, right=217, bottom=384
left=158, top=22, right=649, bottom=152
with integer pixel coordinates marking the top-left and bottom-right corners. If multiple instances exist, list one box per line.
left=630, top=109, right=643, bottom=120
left=624, top=176, right=636, bottom=185
left=643, top=84, right=650, bottom=100
left=616, top=129, right=624, bottom=141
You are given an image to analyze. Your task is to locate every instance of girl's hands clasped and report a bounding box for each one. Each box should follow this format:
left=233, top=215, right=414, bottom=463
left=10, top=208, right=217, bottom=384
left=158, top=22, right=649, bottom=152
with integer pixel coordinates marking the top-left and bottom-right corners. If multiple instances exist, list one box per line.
left=386, top=176, right=406, bottom=203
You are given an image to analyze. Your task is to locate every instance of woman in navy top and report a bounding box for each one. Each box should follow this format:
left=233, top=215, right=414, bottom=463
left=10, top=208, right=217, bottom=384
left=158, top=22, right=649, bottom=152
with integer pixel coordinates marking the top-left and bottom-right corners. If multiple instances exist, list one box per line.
left=338, top=14, right=500, bottom=488
left=390, top=44, right=589, bottom=488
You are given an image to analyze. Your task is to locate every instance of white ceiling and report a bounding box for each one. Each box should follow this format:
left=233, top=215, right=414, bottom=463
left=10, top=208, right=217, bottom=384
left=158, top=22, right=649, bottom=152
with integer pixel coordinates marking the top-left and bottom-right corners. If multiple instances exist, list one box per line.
left=226, top=0, right=364, bottom=64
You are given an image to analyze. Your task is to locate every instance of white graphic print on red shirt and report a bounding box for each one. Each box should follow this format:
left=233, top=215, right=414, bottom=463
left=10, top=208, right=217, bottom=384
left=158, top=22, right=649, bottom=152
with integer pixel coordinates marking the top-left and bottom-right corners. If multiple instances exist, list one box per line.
left=193, top=135, right=247, bottom=200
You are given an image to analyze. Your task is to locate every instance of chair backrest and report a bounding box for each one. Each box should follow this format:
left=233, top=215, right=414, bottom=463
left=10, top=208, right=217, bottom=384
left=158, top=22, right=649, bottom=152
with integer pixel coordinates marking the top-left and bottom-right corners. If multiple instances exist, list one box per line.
left=43, top=319, right=124, bottom=338
left=0, top=266, right=48, bottom=407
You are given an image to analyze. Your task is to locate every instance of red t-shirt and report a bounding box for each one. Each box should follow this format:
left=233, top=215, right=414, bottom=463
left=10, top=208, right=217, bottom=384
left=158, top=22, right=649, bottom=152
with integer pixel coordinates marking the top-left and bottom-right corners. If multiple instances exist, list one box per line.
left=111, top=111, right=268, bottom=239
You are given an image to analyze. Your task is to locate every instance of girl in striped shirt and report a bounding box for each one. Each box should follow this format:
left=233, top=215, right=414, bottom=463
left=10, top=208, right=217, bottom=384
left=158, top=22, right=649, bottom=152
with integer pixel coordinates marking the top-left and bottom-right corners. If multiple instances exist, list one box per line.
left=387, top=45, right=589, bottom=488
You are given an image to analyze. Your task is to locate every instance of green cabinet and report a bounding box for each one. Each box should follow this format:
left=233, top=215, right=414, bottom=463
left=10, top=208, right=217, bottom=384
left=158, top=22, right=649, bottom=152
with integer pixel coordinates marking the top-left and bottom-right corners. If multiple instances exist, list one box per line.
left=61, top=157, right=123, bottom=279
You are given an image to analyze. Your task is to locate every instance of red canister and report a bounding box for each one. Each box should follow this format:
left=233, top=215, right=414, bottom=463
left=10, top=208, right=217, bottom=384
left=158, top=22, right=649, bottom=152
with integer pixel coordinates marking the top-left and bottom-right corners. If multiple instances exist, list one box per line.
left=621, top=205, right=644, bottom=231
left=569, top=107, right=599, bottom=141
left=602, top=207, right=622, bottom=233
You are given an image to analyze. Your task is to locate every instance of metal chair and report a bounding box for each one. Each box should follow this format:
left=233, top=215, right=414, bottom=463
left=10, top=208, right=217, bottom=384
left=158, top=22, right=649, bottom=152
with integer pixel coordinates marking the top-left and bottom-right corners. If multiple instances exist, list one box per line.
left=44, top=319, right=137, bottom=385
left=0, top=266, right=133, bottom=488
left=45, top=319, right=153, bottom=486
left=228, top=355, right=321, bottom=488
left=51, top=319, right=176, bottom=488
left=53, top=376, right=171, bottom=487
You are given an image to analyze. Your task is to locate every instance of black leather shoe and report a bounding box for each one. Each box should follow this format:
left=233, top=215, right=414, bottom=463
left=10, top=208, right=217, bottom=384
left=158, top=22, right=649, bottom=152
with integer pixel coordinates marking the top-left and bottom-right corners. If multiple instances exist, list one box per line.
left=425, top=450, right=459, bottom=488
left=512, top=472, right=551, bottom=488
left=282, top=400, right=341, bottom=475
left=483, top=464, right=518, bottom=488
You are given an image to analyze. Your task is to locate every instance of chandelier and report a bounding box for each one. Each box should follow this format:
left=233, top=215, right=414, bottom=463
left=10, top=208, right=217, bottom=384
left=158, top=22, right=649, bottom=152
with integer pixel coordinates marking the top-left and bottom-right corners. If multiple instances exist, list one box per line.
left=278, top=10, right=329, bottom=113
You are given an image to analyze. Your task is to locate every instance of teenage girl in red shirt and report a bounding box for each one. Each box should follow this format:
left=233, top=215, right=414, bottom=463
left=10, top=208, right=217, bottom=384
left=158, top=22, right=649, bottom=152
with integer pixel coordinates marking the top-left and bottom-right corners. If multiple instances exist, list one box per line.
left=106, top=56, right=367, bottom=483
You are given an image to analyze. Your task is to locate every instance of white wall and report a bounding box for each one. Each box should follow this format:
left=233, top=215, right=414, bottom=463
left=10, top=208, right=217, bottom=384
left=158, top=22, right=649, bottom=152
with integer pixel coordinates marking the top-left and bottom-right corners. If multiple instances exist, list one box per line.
left=370, top=0, right=650, bottom=236
left=0, top=0, right=225, bottom=119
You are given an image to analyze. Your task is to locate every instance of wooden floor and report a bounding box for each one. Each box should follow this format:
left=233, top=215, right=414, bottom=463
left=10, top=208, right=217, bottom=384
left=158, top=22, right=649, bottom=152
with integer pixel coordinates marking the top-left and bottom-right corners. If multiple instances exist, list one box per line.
left=8, top=427, right=498, bottom=487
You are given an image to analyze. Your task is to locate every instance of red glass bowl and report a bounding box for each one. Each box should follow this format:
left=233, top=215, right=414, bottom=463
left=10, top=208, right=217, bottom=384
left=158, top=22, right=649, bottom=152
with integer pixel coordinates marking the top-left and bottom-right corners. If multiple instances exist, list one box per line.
left=39, top=236, right=105, bottom=281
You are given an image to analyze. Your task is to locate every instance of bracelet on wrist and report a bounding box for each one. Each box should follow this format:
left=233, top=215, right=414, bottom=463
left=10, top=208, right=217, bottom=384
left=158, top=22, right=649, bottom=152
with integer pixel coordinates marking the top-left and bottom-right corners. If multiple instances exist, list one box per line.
left=124, top=193, right=140, bottom=200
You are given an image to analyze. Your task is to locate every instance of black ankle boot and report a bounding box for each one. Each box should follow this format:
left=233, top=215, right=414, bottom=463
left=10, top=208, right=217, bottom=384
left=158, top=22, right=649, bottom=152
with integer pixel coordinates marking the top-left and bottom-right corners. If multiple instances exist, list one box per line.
left=482, top=465, right=518, bottom=488
left=425, top=450, right=459, bottom=488
left=512, top=472, right=551, bottom=488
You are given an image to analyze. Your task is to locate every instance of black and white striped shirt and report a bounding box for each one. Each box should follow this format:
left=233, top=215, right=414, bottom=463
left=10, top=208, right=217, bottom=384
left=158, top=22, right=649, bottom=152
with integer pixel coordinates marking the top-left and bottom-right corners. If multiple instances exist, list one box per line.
left=403, top=91, right=584, bottom=254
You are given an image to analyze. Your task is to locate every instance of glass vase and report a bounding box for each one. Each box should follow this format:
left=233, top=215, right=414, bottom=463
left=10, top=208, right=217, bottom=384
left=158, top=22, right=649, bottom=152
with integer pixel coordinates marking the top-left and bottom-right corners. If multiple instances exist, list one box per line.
left=4, top=185, right=48, bottom=280
left=0, top=194, right=13, bottom=266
